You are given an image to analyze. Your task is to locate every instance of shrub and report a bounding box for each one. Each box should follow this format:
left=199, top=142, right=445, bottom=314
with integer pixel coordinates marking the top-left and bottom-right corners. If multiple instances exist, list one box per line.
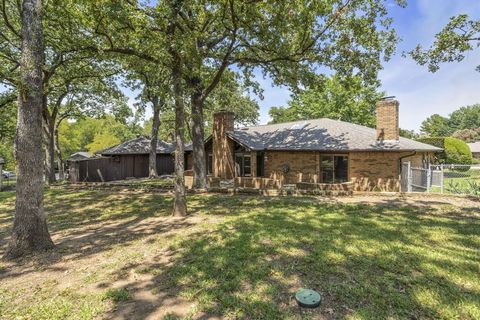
left=417, top=137, right=473, bottom=164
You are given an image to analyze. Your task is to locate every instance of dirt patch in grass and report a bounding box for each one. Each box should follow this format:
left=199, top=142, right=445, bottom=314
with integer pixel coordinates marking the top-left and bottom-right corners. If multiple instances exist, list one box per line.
left=0, top=190, right=479, bottom=319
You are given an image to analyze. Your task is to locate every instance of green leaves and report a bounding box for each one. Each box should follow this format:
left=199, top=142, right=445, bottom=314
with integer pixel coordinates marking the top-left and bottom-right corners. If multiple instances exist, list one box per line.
left=409, top=14, right=480, bottom=72
left=420, top=105, right=480, bottom=136
left=269, top=74, right=384, bottom=127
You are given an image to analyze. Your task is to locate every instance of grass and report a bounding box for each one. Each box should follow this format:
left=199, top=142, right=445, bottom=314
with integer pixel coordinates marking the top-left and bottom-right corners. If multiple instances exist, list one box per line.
left=0, top=189, right=479, bottom=319
left=101, top=288, right=130, bottom=302
left=431, top=168, right=480, bottom=194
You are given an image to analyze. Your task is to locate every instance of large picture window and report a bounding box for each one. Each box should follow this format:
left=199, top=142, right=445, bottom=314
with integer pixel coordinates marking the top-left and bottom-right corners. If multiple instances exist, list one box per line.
left=320, top=155, right=348, bottom=183
left=235, top=153, right=251, bottom=177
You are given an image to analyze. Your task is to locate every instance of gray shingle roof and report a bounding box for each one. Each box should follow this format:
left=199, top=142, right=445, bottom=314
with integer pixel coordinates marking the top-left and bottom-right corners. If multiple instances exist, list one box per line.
left=98, top=137, right=175, bottom=155
left=468, top=141, right=480, bottom=153
left=68, top=152, right=93, bottom=162
left=227, top=118, right=442, bottom=152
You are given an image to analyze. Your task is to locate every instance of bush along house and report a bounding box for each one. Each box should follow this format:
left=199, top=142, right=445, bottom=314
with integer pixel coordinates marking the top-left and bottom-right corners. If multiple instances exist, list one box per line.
left=185, top=98, right=441, bottom=193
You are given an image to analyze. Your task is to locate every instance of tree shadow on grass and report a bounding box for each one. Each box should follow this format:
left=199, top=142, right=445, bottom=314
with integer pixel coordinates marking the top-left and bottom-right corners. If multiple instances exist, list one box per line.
left=0, top=189, right=187, bottom=278
left=100, top=196, right=480, bottom=319
left=1, top=191, right=479, bottom=319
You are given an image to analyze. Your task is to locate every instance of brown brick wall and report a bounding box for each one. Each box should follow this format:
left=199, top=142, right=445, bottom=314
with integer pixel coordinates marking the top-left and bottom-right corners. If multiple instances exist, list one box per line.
left=261, top=150, right=431, bottom=191
left=349, top=151, right=430, bottom=191
left=264, top=151, right=319, bottom=184
left=349, top=151, right=402, bottom=191
left=376, top=99, right=399, bottom=141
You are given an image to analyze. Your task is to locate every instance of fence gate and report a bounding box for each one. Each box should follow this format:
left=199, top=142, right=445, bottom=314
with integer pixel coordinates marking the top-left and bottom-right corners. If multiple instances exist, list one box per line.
left=402, top=162, right=480, bottom=195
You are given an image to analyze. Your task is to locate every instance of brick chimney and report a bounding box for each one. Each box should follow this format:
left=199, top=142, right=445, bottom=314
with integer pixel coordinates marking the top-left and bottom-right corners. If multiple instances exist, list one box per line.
left=212, top=111, right=235, bottom=179
left=376, top=98, right=400, bottom=141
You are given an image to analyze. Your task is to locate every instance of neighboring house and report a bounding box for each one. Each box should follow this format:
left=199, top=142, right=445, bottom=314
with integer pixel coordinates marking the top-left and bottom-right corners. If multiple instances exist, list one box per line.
left=69, top=137, right=175, bottom=182
left=186, top=98, right=441, bottom=191
left=467, top=141, right=480, bottom=159
left=67, top=152, right=93, bottom=162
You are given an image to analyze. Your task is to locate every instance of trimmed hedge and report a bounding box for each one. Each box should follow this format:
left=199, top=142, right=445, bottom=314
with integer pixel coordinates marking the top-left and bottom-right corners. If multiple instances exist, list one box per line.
left=417, top=137, right=473, bottom=164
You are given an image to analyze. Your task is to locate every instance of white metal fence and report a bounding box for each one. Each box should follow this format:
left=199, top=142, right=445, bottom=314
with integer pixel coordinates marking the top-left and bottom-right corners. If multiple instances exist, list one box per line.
left=402, top=162, right=480, bottom=196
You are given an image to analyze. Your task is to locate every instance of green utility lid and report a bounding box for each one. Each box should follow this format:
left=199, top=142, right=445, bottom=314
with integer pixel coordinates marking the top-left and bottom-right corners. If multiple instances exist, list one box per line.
left=295, top=288, right=321, bottom=308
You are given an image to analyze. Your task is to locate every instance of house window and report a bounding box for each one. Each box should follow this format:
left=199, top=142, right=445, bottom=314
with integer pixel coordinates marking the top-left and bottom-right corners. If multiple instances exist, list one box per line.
left=320, top=155, right=348, bottom=183
left=256, top=152, right=265, bottom=177
left=207, top=153, right=213, bottom=175
left=235, top=153, right=251, bottom=177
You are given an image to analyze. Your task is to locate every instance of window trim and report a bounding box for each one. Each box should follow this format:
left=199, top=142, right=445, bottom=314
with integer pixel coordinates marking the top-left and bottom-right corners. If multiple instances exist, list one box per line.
left=235, top=153, right=252, bottom=177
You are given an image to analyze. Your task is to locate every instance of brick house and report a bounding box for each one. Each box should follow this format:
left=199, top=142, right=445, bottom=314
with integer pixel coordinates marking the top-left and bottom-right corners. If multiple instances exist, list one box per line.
left=186, top=99, right=441, bottom=191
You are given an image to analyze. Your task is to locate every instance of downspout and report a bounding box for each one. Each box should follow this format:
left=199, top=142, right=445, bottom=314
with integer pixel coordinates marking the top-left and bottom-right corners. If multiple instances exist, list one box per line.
left=399, top=151, right=416, bottom=173
left=398, top=151, right=416, bottom=192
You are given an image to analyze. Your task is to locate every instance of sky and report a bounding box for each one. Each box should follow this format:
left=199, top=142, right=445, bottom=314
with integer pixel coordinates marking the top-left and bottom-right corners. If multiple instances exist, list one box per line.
left=243, top=0, right=480, bottom=131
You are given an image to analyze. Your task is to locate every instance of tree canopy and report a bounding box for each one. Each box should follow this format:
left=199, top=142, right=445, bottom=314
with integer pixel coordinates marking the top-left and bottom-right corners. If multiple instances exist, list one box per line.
left=410, top=15, right=480, bottom=72
left=58, top=115, right=140, bottom=157
left=420, top=104, right=480, bottom=137
left=269, top=75, right=383, bottom=127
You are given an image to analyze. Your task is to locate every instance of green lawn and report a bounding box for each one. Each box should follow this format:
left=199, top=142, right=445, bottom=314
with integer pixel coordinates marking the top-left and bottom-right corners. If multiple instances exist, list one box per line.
left=0, top=189, right=479, bottom=319
left=430, top=168, right=480, bottom=195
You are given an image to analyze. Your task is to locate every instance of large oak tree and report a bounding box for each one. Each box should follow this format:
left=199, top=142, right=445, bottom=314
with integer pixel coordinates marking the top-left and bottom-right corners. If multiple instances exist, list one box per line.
left=5, top=0, right=54, bottom=259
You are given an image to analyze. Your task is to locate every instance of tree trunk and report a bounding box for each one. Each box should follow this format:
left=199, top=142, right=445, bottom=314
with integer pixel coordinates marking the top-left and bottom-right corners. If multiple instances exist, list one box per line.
left=191, top=88, right=208, bottom=190
left=5, top=0, right=54, bottom=259
left=54, top=123, right=64, bottom=180
left=43, top=110, right=56, bottom=184
left=172, top=64, right=187, bottom=216
left=149, top=97, right=161, bottom=178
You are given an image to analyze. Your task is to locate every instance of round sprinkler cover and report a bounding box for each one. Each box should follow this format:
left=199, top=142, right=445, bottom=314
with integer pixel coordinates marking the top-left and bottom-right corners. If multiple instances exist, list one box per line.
left=295, top=289, right=321, bottom=308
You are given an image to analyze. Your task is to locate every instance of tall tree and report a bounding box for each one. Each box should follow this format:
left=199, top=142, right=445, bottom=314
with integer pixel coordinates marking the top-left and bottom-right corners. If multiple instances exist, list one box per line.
left=143, top=71, right=260, bottom=143
left=420, top=105, right=480, bottom=137
left=410, top=15, right=480, bottom=72
left=168, top=2, right=188, bottom=216
left=136, top=0, right=403, bottom=190
left=0, top=0, right=123, bottom=183
left=448, top=104, right=480, bottom=131
left=269, top=75, right=383, bottom=127
left=58, top=115, right=138, bottom=157
left=124, top=64, right=171, bottom=178
left=43, top=61, right=128, bottom=180
left=5, top=0, right=54, bottom=259
left=78, top=0, right=404, bottom=215
left=420, top=114, right=451, bottom=137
